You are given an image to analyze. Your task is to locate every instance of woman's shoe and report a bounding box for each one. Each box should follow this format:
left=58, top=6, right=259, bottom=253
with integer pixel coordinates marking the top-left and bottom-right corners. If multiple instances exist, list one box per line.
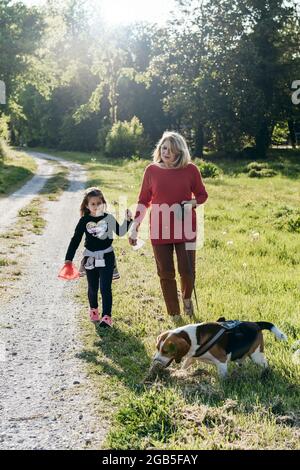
left=183, top=299, right=194, bottom=317
left=99, top=315, right=113, bottom=328
left=89, top=308, right=100, bottom=322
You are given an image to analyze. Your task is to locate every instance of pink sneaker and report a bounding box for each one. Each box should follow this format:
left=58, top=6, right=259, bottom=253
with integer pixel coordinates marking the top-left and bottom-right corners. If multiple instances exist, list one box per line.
left=89, top=308, right=100, bottom=322
left=99, top=315, right=113, bottom=328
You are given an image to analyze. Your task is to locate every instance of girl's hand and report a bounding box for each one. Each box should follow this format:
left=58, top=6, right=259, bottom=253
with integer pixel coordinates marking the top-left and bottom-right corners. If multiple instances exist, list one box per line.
left=125, top=209, right=133, bottom=221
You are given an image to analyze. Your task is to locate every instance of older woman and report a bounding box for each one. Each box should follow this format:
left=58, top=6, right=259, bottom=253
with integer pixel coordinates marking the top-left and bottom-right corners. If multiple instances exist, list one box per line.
left=129, top=131, right=208, bottom=320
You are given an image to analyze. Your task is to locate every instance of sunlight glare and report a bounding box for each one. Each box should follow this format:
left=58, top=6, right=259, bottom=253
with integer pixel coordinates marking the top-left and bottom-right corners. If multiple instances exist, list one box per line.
left=101, top=0, right=175, bottom=25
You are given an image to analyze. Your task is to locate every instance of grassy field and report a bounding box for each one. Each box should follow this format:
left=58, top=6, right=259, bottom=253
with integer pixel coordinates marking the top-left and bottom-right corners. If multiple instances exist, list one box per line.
left=35, top=148, right=300, bottom=449
left=0, top=144, right=37, bottom=195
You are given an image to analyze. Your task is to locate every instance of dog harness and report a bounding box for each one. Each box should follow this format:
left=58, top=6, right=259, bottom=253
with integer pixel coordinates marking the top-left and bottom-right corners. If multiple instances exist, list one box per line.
left=194, top=320, right=243, bottom=358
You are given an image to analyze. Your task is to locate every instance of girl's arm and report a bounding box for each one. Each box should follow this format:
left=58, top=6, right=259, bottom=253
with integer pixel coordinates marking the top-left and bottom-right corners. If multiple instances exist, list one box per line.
left=111, top=210, right=133, bottom=237
left=65, top=218, right=85, bottom=262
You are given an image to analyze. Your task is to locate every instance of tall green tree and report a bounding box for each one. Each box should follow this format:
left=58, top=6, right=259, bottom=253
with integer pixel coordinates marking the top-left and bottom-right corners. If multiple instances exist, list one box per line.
left=0, top=0, right=44, bottom=142
left=202, top=0, right=300, bottom=155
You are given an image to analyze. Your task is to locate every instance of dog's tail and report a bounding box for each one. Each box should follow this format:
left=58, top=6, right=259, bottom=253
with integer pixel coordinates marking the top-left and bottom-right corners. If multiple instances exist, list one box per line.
left=256, top=322, right=287, bottom=341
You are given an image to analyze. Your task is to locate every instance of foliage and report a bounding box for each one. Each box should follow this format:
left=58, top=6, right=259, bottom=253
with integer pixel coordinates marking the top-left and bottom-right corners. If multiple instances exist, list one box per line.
left=1, top=0, right=300, bottom=156
left=195, top=159, right=221, bottom=178
left=105, top=116, right=146, bottom=158
left=273, top=206, right=300, bottom=232
left=243, top=162, right=277, bottom=177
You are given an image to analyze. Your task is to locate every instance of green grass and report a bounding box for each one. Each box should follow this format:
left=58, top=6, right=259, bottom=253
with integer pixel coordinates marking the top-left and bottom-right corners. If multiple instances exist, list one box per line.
left=40, top=165, right=69, bottom=200
left=0, top=145, right=37, bottom=195
left=35, top=147, right=300, bottom=449
left=18, top=199, right=46, bottom=235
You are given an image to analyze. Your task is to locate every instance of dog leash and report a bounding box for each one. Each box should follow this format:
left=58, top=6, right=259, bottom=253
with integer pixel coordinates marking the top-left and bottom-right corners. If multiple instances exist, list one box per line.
left=185, top=246, right=199, bottom=313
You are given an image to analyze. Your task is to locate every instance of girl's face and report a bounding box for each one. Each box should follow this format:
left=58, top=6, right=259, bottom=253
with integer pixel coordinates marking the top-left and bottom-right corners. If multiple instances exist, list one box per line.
left=160, top=140, right=177, bottom=166
left=86, top=196, right=104, bottom=217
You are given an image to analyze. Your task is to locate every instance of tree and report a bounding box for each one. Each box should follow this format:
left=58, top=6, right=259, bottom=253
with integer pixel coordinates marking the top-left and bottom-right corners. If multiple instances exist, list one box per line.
left=0, top=0, right=45, bottom=142
left=201, top=0, right=300, bottom=155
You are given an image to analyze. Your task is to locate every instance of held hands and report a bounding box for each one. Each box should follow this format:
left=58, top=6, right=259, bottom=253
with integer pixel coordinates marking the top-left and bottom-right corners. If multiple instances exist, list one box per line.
left=129, top=237, right=137, bottom=246
left=125, top=209, right=133, bottom=221
left=126, top=209, right=136, bottom=245
left=128, top=220, right=139, bottom=246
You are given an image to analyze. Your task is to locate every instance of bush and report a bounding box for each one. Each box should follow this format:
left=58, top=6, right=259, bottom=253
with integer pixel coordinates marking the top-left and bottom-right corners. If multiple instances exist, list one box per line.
left=243, top=162, right=277, bottom=178
left=0, top=138, right=10, bottom=165
left=105, top=116, right=145, bottom=158
left=273, top=206, right=300, bottom=233
left=272, top=122, right=289, bottom=146
left=195, top=159, right=221, bottom=178
left=0, top=114, right=9, bottom=141
left=248, top=168, right=277, bottom=178
left=245, top=162, right=269, bottom=171
left=0, top=115, right=10, bottom=165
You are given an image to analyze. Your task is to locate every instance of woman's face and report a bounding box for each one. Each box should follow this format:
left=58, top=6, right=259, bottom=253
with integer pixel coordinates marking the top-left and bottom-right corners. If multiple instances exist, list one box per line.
left=160, top=140, right=177, bottom=166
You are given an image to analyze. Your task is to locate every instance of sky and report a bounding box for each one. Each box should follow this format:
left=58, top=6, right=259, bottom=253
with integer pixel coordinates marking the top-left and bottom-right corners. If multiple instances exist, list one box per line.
left=21, top=0, right=176, bottom=25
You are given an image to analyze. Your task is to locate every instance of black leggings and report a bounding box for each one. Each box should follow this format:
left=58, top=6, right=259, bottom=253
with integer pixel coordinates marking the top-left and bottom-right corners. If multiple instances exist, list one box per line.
left=85, top=252, right=115, bottom=316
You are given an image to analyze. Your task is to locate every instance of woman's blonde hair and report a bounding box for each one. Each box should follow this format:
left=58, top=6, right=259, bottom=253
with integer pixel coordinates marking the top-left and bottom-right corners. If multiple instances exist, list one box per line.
left=80, top=187, right=107, bottom=217
left=152, top=131, right=192, bottom=168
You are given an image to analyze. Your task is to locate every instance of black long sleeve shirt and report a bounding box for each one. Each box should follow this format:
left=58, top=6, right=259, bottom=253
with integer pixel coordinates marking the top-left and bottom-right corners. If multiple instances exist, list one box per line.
left=65, top=213, right=132, bottom=262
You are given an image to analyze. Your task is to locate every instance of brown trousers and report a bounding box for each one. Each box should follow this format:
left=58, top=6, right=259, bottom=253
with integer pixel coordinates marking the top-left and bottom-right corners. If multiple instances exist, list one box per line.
left=152, top=243, right=196, bottom=316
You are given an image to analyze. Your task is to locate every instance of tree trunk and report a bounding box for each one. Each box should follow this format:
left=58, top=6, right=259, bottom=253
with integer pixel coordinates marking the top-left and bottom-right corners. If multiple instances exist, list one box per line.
left=255, top=120, right=272, bottom=157
left=194, top=124, right=204, bottom=158
left=288, top=119, right=296, bottom=148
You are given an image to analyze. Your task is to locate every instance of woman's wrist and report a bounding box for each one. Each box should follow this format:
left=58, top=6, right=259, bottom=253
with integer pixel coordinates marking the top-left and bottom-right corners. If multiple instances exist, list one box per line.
left=129, top=221, right=139, bottom=238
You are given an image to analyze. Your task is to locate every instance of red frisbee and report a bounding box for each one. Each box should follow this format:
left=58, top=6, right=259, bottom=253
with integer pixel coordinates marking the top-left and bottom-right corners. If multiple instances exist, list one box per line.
left=58, top=262, right=80, bottom=280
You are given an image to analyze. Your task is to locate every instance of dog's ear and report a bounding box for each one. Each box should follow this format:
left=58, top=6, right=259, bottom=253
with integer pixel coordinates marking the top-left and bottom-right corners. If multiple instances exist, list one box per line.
left=156, top=331, right=170, bottom=350
left=217, top=316, right=226, bottom=322
left=174, top=337, right=191, bottom=363
left=165, top=333, right=191, bottom=364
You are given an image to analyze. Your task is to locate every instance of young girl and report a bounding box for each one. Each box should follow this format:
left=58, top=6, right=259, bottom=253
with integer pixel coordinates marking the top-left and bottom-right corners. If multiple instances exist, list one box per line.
left=65, top=187, right=132, bottom=327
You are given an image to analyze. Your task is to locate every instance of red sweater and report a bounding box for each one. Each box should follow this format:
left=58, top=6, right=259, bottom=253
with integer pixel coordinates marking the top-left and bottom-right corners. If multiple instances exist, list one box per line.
left=134, top=163, right=208, bottom=244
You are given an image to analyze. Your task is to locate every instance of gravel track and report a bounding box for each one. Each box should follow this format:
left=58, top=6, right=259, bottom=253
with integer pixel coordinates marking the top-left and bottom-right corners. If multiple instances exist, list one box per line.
left=0, top=151, right=107, bottom=449
left=0, top=154, right=55, bottom=235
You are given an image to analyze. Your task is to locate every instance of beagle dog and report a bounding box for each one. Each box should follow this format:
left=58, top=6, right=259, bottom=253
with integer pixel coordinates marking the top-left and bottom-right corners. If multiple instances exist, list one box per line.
left=154, top=318, right=287, bottom=377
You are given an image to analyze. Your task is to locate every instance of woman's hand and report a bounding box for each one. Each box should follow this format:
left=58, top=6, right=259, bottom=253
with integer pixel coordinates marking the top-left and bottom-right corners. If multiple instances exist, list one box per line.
left=128, top=221, right=139, bottom=246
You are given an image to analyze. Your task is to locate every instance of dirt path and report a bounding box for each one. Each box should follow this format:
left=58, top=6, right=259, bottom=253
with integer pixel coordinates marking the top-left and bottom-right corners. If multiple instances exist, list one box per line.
left=0, top=151, right=108, bottom=449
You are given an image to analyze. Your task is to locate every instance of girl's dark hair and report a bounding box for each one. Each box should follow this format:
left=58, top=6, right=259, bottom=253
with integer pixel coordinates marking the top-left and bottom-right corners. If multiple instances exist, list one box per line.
left=80, top=187, right=107, bottom=216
